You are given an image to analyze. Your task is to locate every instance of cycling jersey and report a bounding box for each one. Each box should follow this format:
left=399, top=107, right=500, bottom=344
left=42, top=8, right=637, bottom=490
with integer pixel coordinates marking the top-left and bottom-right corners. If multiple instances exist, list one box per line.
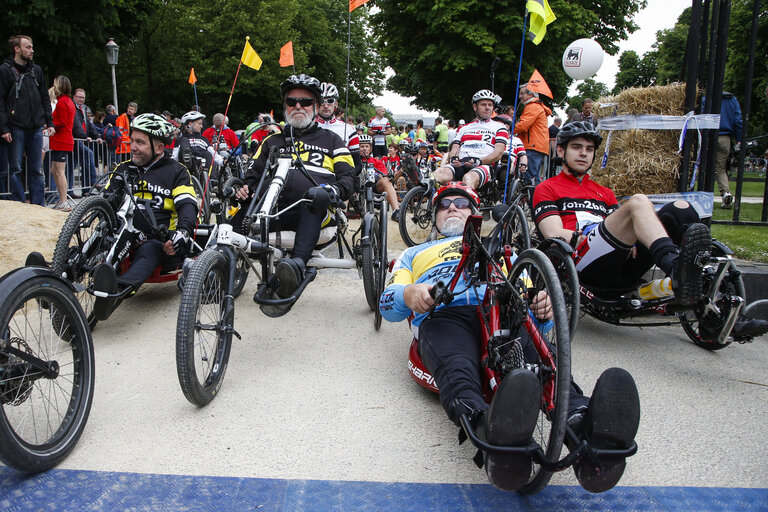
left=202, top=126, right=239, bottom=151
left=244, top=124, right=356, bottom=205
left=317, top=116, right=360, bottom=152
left=106, top=157, right=198, bottom=235
left=532, top=170, right=618, bottom=231
left=361, top=155, right=387, bottom=176
left=172, top=132, right=217, bottom=168
left=508, top=136, right=526, bottom=169
left=452, top=118, right=509, bottom=160
left=368, top=115, right=390, bottom=146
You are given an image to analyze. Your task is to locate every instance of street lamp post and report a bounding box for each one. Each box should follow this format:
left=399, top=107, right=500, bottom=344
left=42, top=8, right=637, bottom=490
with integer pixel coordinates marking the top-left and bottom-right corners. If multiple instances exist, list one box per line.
left=105, top=38, right=119, bottom=113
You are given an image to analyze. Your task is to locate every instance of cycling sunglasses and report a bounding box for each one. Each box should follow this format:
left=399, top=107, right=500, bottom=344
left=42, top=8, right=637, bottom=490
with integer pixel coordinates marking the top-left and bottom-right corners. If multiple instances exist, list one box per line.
left=285, top=97, right=314, bottom=107
left=321, top=98, right=336, bottom=104
left=438, top=197, right=472, bottom=210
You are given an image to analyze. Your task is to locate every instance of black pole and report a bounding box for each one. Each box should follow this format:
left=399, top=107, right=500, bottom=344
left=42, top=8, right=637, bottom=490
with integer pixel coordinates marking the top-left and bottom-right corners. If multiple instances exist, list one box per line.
left=700, top=0, right=721, bottom=193
left=734, top=0, right=760, bottom=222
left=679, top=0, right=703, bottom=192
left=490, top=57, right=501, bottom=94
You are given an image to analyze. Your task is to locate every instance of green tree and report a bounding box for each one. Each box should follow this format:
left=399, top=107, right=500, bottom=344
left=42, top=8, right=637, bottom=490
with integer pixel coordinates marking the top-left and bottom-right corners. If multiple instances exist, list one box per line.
left=371, top=0, right=645, bottom=119
left=613, top=49, right=658, bottom=93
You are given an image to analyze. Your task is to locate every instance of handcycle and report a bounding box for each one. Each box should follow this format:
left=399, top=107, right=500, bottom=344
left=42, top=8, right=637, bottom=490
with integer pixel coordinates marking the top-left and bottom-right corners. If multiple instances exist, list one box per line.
left=541, top=235, right=754, bottom=350
left=0, top=260, right=95, bottom=473
left=398, top=160, right=531, bottom=252
left=175, top=143, right=389, bottom=406
left=51, top=163, right=209, bottom=329
left=405, top=208, right=636, bottom=495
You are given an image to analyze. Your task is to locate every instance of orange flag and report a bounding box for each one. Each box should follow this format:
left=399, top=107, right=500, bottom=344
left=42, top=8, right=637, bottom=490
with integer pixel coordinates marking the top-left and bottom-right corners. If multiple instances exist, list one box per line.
left=349, top=0, right=370, bottom=12
left=526, top=69, right=553, bottom=98
left=279, top=41, right=294, bottom=67
left=188, top=68, right=197, bottom=85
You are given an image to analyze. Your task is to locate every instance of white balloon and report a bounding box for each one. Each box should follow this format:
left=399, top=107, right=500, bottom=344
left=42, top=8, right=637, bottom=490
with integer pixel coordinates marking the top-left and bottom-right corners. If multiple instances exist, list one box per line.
left=562, top=39, right=604, bottom=80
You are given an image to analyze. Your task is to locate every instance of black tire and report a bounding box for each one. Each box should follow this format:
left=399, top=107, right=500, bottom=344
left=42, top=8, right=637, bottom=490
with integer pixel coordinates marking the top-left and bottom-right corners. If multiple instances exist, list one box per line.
left=541, top=242, right=580, bottom=342
left=190, top=175, right=211, bottom=225
left=500, top=204, right=531, bottom=252
left=680, top=247, right=745, bottom=350
left=361, top=213, right=380, bottom=312
left=398, top=185, right=433, bottom=247
left=506, top=249, right=571, bottom=495
left=221, top=177, right=244, bottom=222
left=375, top=201, right=389, bottom=331
left=52, top=195, right=118, bottom=330
left=232, top=251, right=250, bottom=298
left=0, top=276, right=95, bottom=472
left=176, top=250, right=233, bottom=406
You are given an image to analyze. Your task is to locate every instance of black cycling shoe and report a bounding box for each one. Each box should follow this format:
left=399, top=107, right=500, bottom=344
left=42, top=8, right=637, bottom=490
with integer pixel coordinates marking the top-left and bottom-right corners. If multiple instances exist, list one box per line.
left=573, top=367, right=640, bottom=494
left=484, top=368, right=541, bottom=491
left=25, top=251, right=49, bottom=268
left=93, top=263, right=119, bottom=321
left=671, top=223, right=711, bottom=306
left=275, top=257, right=305, bottom=299
left=731, top=315, right=768, bottom=339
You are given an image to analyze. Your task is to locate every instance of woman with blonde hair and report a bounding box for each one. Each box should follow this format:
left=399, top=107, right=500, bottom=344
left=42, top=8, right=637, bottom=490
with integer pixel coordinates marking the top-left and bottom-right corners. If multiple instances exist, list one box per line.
left=48, top=75, right=74, bottom=211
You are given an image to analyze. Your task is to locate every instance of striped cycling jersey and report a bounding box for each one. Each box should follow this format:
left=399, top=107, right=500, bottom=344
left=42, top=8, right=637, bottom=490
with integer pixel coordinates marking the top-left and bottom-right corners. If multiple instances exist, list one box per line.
left=452, top=118, right=509, bottom=160
left=317, top=116, right=360, bottom=152
left=532, top=170, right=618, bottom=231
left=368, top=115, right=390, bottom=145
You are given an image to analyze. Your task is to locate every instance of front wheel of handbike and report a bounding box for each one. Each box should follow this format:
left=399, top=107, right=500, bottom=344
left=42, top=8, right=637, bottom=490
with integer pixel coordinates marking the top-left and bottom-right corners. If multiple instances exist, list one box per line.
left=361, top=213, right=380, bottom=312
left=506, top=249, right=571, bottom=495
left=176, top=250, right=233, bottom=406
left=0, top=274, right=95, bottom=473
left=399, top=185, right=433, bottom=247
left=52, top=195, right=118, bottom=330
left=540, top=241, right=580, bottom=342
left=375, top=202, right=389, bottom=331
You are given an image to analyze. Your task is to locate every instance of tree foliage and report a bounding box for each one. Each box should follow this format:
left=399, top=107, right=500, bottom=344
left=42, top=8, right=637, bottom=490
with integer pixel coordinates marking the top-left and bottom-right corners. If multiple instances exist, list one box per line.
left=1, top=0, right=383, bottom=127
left=372, top=0, right=645, bottom=119
left=566, top=78, right=609, bottom=114
left=613, top=50, right=658, bottom=93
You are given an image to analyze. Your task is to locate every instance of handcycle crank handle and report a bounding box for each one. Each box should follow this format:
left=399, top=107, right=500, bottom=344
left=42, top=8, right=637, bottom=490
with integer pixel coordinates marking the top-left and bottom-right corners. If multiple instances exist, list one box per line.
left=429, top=281, right=453, bottom=306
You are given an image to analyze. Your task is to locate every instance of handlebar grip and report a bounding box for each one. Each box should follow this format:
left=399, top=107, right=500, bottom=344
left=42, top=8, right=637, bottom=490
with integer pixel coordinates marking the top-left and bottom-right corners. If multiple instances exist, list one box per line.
left=430, top=281, right=446, bottom=299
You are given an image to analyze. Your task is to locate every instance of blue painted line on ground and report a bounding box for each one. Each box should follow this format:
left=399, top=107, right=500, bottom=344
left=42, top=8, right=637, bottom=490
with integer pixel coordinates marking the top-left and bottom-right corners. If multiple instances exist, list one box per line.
left=1, top=467, right=767, bottom=511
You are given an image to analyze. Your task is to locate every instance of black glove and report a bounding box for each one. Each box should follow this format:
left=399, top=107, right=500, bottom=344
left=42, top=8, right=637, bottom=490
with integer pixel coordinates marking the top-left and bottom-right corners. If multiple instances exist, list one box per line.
left=319, top=183, right=340, bottom=205
left=304, top=186, right=331, bottom=215
left=171, top=229, right=190, bottom=256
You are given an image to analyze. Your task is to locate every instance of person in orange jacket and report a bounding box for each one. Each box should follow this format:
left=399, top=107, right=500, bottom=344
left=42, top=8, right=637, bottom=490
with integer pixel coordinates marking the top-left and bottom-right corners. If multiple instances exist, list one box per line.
left=115, top=102, right=137, bottom=162
left=514, top=84, right=551, bottom=184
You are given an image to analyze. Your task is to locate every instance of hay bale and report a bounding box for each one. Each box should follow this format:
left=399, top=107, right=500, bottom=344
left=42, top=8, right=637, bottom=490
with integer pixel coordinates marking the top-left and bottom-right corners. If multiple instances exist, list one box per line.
left=591, top=83, right=692, bottom=198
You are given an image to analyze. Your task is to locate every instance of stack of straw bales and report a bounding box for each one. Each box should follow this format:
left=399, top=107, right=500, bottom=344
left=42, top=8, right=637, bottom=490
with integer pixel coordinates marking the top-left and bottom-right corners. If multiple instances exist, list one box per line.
left=592, top=83, right=690, bottom=198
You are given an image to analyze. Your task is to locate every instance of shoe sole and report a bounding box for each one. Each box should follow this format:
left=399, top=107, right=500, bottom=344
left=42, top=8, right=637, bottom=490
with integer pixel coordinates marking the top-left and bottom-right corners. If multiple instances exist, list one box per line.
left=93, top=264, right=118, bottom=321
left=275, top=261, right=300, bottom=299
left=675, top=223, right=710, bottom=306
left=576, top=368, right=640, bottom=493
left=485, top=369, right=541, bottom=491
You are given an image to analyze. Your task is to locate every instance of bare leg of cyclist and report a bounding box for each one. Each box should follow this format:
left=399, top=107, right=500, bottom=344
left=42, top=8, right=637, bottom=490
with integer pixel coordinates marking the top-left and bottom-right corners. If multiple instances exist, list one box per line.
left=376, top=177, right=400, bottom=212
left=461, top=171, right=481, bottom=190
left=435, top=166, right=454, bottom=184
left=602, top=194, right=667, bottom=248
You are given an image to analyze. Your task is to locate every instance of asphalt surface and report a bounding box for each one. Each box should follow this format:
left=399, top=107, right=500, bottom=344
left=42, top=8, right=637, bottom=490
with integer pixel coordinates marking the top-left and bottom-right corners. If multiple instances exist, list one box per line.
left=2, top=222, right=767, bottom=511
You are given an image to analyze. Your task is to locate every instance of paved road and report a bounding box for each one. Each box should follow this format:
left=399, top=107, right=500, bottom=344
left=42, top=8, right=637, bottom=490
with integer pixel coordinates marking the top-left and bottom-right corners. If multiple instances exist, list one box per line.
left=2, top=223, right=767, bottom=510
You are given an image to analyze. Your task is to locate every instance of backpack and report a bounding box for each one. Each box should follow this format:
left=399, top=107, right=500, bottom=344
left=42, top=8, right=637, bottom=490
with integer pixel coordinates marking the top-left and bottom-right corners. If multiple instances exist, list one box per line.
left=104, top=125, right=122, bottom=148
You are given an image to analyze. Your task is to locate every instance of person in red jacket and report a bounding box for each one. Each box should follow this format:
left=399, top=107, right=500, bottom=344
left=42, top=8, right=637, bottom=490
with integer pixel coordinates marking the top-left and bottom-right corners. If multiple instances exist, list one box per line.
left=49, top=75, right=74, bottom=211
left=202, top=112, right=239, bottom=152
left=514, top=84, right=552, bottom=184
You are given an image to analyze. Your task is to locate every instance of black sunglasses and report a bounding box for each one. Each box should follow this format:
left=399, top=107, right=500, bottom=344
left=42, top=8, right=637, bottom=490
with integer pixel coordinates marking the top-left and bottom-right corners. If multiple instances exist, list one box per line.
left=321, top=98, right=336, bottom=105
left=438, top=197, right=472, bottom=210
left=285, top=97, right=314, bottom=107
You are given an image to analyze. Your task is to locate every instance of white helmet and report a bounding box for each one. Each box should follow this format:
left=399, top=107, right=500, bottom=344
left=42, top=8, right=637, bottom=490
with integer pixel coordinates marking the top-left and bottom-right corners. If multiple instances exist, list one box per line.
left=321, top=82, right=339, bottom=99
left=472, top=89, right=498, bottom=105
left=181, top=111, right=206, bottom=124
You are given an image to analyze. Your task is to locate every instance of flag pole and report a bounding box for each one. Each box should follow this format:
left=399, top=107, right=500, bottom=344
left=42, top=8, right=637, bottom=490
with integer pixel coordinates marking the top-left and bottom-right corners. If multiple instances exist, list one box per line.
left=344, top=8, right=352, bottom=141
left=193, top=82, right=199, bottom=110
left=503, top=11, right=529, bottom=203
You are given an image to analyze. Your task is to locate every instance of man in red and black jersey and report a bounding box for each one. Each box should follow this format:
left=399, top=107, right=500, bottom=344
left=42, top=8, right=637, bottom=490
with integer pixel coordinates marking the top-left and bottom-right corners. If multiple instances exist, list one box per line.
left=359, top=134, right=401, bottom=219
left=533, top=122, right=710, bottom=305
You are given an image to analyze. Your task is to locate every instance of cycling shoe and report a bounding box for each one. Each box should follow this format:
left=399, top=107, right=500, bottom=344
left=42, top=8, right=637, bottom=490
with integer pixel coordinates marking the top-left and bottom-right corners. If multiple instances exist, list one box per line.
left=671, top=223, right=710, bottom=306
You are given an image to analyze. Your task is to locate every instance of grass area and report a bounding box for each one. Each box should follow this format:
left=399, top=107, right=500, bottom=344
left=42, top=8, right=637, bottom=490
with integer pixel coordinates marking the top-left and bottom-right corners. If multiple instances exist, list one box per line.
left=710, top=202, right=768, bottom=263
left=729, top=179, right=766, bottom=197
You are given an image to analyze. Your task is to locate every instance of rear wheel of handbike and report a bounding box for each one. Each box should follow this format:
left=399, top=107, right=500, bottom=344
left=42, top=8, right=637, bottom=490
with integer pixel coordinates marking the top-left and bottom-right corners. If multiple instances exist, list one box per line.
left=176, top=249, right=233, bottom=406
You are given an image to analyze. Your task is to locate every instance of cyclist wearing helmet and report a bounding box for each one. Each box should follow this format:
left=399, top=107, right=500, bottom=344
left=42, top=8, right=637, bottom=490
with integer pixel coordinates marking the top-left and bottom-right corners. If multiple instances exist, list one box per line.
left=380, top=181, right=640, bottom=493
left=234, top=74, right=356, bottom=301
left=368, top=106, right=391, bottom=157
left=91, top=113, right=199, bottom=320
left=533, top=121, right=712, bottom=306
left=358, top=133, right=401, bottom=218
left=437, top=89, right=509, bottom=190
left=317, top=81, right=361, bottom=173
left=413, top=138, right=438, bottom=175
left=173, top=110, right=222, bottom=170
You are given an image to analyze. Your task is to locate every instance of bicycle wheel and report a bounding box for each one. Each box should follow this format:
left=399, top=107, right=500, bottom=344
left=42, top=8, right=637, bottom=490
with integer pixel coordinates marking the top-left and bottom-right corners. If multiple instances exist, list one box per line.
left=361, top=213, right=380, bottom=312
left=52, top=195, right=118, bottom=329
left=500, top=204, right=531, bottom=252
left=375, top=201, right=389, bottom=330
left=0, top=274, right=95, bottom=473
left=232, top=251, right=250, bottom=298
left=505, top=249, right=571, bottom=495
left=540, top=242, right=580, bottom=341
left=398, top=185, right=433, bottom=247
left=176, top=249, right=233, bottom=406
left=680, top=247, right=745, bottom=350
left=190, top=175, right=211, bottom=225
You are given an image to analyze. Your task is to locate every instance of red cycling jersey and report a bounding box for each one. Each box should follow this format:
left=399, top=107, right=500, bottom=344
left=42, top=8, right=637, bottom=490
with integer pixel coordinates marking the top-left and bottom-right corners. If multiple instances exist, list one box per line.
left=532, top=170, right=618, bottom=231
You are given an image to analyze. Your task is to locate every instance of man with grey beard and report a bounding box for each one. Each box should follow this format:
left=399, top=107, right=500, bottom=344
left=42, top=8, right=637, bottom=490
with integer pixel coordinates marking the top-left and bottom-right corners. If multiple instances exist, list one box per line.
left=235, top=74, right=355, bottom=303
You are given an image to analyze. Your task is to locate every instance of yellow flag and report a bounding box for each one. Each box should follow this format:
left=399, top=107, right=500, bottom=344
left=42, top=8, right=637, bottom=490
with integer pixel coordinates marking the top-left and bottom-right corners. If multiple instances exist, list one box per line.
left=526, top=0, right=556, bottom=45
left=241, top=37, right=262, bottom=70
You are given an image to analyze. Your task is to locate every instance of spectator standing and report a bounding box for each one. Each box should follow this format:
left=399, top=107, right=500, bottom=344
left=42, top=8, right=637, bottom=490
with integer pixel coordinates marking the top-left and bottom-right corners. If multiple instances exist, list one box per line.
left=368, top=106, right=390, bottom=157
left=715, top=91, right=742, bottom=208
left=0, top=35, right=54, bottom=205
left=514, top=84, right=551, bottom=184
left=104, top=104, right=118, bottom=126
left=49, top=75, right=74, bottom=210
left=115, top=101, right=137, bottom=162
left=434, top=117, right=449, bottom=153
left=72, top=88, right=102, bottom=192
left=548, top=115, right=562, bottom=176
left=415, top=119, right=427, bottom=141
left=568, top=98, right=596, bottom=125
